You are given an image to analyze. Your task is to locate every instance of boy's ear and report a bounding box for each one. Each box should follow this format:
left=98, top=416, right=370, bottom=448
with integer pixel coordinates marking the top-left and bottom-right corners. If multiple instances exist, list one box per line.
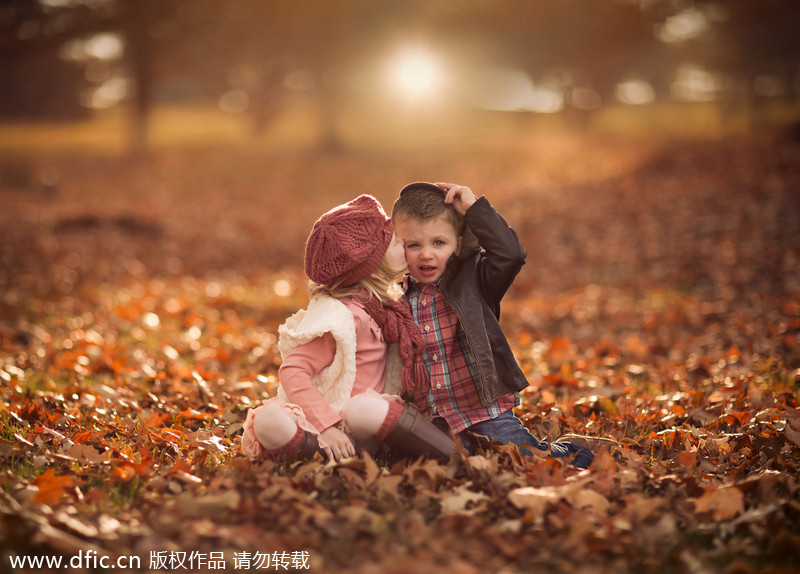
left=455, top=236, right=463, bottom=256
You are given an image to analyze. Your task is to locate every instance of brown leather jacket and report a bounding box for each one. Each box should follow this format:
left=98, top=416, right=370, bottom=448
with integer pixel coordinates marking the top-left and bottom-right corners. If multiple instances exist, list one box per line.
left=437, top=196, right=530, bottom=406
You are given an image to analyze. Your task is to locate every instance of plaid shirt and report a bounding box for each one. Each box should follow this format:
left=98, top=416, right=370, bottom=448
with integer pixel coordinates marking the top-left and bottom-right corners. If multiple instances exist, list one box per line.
left=406, top=279, right=518, bottom=433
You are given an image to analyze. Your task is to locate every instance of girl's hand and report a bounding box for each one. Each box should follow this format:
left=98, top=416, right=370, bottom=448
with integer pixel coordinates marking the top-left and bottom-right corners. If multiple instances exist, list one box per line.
left=436, top=182, right=477, bottom=215
left=319, top=426, right=356, bottom=461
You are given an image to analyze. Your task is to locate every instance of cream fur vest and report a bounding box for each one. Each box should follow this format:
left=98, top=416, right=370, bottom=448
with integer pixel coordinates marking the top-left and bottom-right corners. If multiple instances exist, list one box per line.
left=276, top=296, right=401, bottom=414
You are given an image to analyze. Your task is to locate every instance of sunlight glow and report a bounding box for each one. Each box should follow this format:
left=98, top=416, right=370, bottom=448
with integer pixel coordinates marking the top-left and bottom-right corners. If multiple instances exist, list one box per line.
left=528, top=86, right=564, bottom=114
left=84, top=33, right=124, bottom=60
left=671, top=64, right=719, bottom=102
left=60, top=32, right=124, bottom=62
left=39, top=0, right=78, bottom=6
left=273, top=280, right=293, bottom=297
left=616, top=79, right=656, bottom=105
left=218, top=90, right=249, bottom=114
left=83, top=76, right=129, bottom=109
left=472, top=69, right=535, bottom=111
left=471, top=69, right=564, bottom=114
left=572, top=87, right=602, bottom=110
left=389, top=51, right=440, bottom=97
left=656, top=8, right=709, bottom=43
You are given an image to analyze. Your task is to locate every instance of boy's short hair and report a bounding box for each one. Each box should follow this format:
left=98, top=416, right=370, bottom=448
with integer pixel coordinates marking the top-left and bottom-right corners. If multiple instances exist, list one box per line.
left=391, top=182, right=463, bottom=236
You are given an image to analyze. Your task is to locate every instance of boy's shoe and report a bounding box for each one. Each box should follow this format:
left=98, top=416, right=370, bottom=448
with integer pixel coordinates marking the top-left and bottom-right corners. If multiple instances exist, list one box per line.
left=549, top=440, right=594, bottom=469
left=555, top=434, right=621, bottom=452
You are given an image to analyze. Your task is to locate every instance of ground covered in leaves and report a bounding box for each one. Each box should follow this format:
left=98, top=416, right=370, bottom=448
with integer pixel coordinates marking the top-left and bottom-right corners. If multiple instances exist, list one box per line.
left=1, top=134, right=799, bottom=573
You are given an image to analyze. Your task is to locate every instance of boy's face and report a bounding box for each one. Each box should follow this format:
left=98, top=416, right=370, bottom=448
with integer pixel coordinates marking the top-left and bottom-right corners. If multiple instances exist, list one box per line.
left=394, top=216, right=461, bottom=284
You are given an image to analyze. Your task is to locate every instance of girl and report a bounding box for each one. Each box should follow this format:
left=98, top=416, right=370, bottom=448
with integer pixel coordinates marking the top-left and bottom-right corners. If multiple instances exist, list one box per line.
left=242, top=195, right=456, bottom=463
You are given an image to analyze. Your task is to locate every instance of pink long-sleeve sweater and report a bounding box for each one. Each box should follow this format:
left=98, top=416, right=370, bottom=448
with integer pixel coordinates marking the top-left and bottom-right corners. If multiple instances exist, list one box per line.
left=277, top=301, right=387, bottom=432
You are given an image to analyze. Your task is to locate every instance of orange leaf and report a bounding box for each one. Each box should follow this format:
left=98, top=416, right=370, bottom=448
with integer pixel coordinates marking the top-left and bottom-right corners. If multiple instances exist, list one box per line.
left=722, top=411, right=750, bottom=426
left=517, top=331, right=533, bottom=347
left=548, top=337, right=571, bottom=362
left=72, top=431, right=93, bottom=443
left=677, top=451, right=698, bottom=467
left=178, top=409, right=211, bottom=422
left=32, top=469, right=75, bottom=506
left=112, top=464, right=137, bottom=482
left=726, top=345, right=741, bottom=361
left=147, top=412, right=170, bottom=427
left=541, top=389, right=556, bottom=405
left=625, top=335, right=649, bottom=357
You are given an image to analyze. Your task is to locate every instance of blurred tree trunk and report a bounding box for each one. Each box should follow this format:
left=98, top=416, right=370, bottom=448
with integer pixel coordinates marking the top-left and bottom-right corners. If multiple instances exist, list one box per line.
left=123, top=0, right=154, bottom=153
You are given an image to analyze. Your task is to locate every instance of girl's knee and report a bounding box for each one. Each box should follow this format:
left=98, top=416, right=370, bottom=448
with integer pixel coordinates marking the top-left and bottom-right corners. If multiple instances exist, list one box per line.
left=253, top=403, right=298, bottom=450
left=344, top=394, right=390, bottom=439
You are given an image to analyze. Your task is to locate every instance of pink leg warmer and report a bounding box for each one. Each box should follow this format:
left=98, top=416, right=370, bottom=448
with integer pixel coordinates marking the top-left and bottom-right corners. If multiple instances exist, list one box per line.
left=375, top=400, right=404, bottom=441
left=344, top=394, right=399, bottom=440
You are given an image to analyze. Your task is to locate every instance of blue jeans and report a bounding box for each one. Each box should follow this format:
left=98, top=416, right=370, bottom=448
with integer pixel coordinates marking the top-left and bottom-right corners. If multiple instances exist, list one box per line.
left=434, top=410, right=594, bottom=469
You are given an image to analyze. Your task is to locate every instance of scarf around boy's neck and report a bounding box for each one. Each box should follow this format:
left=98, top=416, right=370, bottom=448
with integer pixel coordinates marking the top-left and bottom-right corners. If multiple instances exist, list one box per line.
left=352, top=290, right=430, bottom=396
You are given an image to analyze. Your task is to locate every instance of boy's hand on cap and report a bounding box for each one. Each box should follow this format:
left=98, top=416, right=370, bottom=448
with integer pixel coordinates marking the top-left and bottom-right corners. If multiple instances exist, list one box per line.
left=437, top=182, right=477, bottom=215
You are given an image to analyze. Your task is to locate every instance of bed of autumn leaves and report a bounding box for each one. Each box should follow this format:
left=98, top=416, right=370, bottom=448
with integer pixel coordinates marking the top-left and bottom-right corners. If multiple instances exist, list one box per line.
left=1, top=132, right=799, bottom=573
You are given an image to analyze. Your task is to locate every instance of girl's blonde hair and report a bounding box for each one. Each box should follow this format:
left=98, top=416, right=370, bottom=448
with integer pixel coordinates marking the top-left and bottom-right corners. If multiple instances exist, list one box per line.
left=309, top=256, right=403, bottom=305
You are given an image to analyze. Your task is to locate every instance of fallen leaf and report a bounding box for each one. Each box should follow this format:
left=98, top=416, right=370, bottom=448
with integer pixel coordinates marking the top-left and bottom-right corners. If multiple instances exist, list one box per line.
left=508, top=478, right=591, bottom=515
left=694, top=485, right=744, bottom=520
left=176, top=490, right=241, bottom=516
left=441, top=484, right=490, bottom=515
left=32, top=469, right=75, bottom=506
left=68, top=443, right=107, bottom=464
left=784, top=425, right=800, bottom=447
left=572, top=489, right=610, bottom=516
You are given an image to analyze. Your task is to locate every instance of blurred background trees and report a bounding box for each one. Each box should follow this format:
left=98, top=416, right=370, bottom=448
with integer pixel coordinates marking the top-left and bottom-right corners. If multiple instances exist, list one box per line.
left=1, top=0, right=799, bottom=151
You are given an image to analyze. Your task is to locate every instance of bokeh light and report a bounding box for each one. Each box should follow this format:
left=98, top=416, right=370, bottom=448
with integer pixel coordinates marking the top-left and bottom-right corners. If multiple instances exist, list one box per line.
left=388, top=49, right=441, bottom=99
left=656, top=8, right=709, bottom=43
left=616, top=80, right=656, bottom=105
left=671, top=64, right=719, bottom=102
left=1, top=1, right=798, bottom=146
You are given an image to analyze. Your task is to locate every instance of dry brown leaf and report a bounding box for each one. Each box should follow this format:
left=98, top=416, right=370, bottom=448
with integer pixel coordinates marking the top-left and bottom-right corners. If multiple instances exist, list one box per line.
left=361, top=451, right=381, bottom=487
left=2, top=138, right=798, bottom=573
left=508, top=477, right=592, bottom=514
left=67, top=443, right=107, bottom=464
left=572, top=489, right=610, bottom=516
left=176, top=490, right=241, bottom=517
left=694, top=485, right=744, bottom=520
left=440, top=484, right=490, bottom=515
left=784, top=425, right=800, bottom=447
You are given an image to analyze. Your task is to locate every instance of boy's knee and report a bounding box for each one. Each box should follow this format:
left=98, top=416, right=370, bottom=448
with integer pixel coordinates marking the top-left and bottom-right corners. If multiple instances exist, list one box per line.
left=344, top=394, right=390, bottom=439
left=253, top=403, right=297, bottom=450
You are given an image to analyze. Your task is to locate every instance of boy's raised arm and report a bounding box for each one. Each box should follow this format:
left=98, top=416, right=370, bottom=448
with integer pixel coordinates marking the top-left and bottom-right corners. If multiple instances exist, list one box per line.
left=463, top=195, right=527, bottom=304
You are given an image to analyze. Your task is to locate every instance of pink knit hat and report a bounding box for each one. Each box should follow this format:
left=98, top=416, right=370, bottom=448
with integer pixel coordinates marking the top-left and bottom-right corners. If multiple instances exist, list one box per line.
left=304, top=194, right=394, bottom=286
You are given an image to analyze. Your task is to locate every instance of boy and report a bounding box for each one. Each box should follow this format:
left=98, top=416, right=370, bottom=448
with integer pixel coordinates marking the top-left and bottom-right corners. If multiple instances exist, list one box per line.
left=392, top=182, right=593, bottom=468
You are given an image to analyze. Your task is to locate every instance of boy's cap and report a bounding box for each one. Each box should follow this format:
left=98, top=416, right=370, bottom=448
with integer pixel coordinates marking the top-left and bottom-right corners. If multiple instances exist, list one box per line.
left=304, top=194, right=394, bottom=286
left=399, top=182, right=446, bottom=196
